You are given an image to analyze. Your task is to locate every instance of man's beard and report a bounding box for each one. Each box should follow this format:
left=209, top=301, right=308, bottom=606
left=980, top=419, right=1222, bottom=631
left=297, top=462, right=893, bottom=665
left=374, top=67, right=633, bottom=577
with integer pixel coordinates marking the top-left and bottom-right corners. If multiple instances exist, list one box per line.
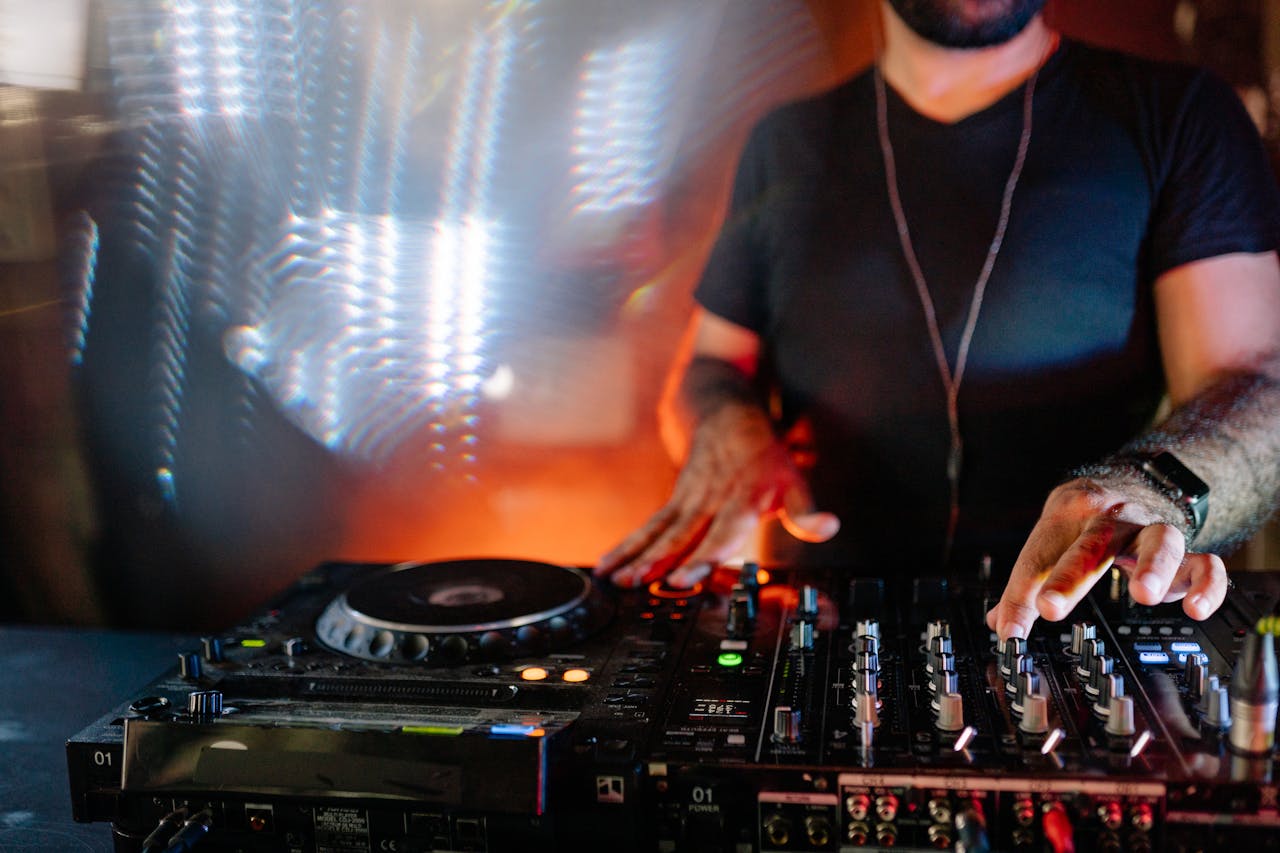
left=886, top=0, right=1049, bottom=48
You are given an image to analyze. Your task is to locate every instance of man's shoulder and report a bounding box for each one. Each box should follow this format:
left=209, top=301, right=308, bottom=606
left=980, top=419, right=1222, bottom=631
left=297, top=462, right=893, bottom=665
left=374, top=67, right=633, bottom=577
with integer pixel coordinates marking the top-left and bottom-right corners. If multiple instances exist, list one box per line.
left=1057, top=38, right=1214, bottom=103
left=742, top=71, right=871, bottom=162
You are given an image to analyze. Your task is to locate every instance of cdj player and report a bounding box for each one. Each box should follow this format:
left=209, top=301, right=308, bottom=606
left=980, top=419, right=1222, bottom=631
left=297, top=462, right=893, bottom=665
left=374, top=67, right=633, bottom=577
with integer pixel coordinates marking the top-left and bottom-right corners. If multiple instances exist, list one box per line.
left=68, top=557, right=1280, bottom=852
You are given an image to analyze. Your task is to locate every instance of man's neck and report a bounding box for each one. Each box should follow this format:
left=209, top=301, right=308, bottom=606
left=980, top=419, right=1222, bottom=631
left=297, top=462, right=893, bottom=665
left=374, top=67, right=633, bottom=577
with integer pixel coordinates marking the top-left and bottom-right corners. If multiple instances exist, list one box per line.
left=878, top=3, right=1058, bottom=123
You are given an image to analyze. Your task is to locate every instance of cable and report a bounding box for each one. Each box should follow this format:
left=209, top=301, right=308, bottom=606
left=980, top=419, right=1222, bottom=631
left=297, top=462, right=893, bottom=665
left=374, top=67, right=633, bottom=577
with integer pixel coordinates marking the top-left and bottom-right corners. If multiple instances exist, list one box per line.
left=162, top=809, right=214, bottom=853
left=140, top=808, right=187, bottom=853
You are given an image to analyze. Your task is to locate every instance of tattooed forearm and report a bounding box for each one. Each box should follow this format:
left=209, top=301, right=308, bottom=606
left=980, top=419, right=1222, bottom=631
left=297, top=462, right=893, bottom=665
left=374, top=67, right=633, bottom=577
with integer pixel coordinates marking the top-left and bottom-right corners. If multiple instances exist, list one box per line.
left=1074, top=356, right=1280, bottom=553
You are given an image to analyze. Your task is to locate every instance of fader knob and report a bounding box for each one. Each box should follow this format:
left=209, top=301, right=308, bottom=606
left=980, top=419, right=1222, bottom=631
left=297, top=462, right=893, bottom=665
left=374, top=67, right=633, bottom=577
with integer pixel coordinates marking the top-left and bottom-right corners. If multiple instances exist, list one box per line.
left=772, top=706, right=802, bottom=744
left=927, top=649, right=954, bottom=677
left=798, top=586, right=819, bottom=618
left=726, top=589, right=753, bottom=639
left=1105, top=695, right=1137, bottom=737
left=926, top=619, right=950, bottom=650
left=790, top=621, right=815, bottom=651
left=856, top=619, right=881, bottom=646
left=936, top=692, right=965, bottom=732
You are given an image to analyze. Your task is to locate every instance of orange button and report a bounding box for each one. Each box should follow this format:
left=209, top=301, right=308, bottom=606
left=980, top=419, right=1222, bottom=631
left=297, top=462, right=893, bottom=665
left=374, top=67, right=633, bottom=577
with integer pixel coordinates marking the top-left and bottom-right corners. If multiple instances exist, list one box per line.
left=520, top=667, right=549, bottom=681
left=562, top=669, right=590, bottom=683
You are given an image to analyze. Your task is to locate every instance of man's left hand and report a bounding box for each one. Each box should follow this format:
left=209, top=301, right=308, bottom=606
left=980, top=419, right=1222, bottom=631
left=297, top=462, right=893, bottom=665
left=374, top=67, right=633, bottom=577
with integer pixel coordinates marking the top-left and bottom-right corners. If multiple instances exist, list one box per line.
left=985, top=477, right=1230, bottom=641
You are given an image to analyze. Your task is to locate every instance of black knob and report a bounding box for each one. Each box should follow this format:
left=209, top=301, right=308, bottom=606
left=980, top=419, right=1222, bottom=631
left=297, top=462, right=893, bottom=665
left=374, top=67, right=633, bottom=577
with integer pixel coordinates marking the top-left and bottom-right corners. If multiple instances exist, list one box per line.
left=437, top=634, right=470, bottom=664
left=187, top=690, right=223, bottom=719
left=200, top=637, right=224, bottom=663
left=178, top=652, right=202, bottom=681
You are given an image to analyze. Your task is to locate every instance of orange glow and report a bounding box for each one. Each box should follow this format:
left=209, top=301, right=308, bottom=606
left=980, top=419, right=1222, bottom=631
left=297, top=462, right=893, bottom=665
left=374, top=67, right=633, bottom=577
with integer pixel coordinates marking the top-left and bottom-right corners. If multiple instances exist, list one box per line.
left=562, top=668, right=590, bottom=683
left=520, top=667, right=549, bottom=681
left=527, top=728, right=546, bottom=738
left=756, top=568, right=771, bottom=585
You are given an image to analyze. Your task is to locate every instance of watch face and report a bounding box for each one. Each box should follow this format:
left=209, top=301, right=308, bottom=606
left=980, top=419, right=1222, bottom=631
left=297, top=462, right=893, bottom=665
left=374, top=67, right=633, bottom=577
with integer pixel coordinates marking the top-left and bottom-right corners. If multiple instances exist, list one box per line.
left=1143, top=452, right=1209, bottom=501
left=1139, top=452, right=1209, bottom=537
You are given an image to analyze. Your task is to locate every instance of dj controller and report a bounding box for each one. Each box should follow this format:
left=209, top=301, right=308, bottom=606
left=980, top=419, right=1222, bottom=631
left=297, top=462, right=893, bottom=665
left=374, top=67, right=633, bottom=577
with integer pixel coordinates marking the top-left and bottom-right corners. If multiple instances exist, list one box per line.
left=68, top=558, right=1280, bottom=852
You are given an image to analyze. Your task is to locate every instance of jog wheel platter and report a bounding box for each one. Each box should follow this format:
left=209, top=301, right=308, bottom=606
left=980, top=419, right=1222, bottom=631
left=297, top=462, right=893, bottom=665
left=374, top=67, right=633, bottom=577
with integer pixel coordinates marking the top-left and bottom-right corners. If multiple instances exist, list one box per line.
left=315, top=558, right=613, bottom=664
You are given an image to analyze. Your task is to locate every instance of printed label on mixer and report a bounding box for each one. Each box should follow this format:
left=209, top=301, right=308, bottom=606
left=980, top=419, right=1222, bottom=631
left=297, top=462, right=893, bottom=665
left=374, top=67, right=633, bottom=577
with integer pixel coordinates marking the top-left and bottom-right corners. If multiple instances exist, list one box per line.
left=313, top=807, right=370, bottom=853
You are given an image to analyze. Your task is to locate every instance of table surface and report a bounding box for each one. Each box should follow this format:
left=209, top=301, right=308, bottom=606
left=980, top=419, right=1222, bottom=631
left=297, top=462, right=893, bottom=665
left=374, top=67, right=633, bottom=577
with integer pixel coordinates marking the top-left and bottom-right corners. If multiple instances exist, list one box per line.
left=0, top=625, right=193, bottom=853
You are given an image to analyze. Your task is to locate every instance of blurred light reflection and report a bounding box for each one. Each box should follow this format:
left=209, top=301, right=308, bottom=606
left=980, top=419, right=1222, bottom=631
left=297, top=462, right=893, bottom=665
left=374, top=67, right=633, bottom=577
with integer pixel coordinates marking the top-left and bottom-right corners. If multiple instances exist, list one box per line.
left=84, top=0, right=851, bottom=573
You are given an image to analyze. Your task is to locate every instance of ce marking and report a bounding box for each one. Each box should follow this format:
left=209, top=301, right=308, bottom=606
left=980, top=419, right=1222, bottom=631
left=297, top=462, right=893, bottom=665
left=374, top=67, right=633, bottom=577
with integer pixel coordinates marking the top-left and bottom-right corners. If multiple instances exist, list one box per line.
left=379, top=841, right=399, bottom=851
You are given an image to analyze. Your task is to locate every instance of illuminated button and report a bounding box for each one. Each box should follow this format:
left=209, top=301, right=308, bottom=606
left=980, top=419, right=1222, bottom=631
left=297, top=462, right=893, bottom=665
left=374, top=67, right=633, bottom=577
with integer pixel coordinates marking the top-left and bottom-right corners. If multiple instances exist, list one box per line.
left=1132, top=642, right=1163, bottom=652
left=717, top=652, right=744, bottom=668
left=402, top=725, right=464, bottom=736
left=490, top=724, right=540, bottom=737
left=562, top=669, right=590, bottom=683
left=755, top=568, right=771, bottom=585
left=720, top=639, right=749, bottom=651
left=1138, top=651, right=1170, bottom=665
left=520, top=667, right=549, bottom=681
left=726, top=733, right=746, bottom=746
left=1170, top=641, right=1201, bottom=654
left=239, top=638, right=267, bottom=648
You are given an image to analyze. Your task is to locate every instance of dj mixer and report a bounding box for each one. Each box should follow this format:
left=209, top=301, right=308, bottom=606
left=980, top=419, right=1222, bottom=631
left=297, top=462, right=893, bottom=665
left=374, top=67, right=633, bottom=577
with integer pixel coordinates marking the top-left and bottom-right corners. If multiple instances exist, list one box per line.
left=68, top=558, right=1280, bottom=852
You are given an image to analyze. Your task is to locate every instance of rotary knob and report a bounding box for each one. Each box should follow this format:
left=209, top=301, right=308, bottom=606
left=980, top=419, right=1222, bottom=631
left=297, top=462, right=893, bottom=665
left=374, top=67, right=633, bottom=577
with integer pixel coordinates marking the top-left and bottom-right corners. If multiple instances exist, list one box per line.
left=1070, top=622, right=1096, bottom=656
left=200, top=637, right=225, bottom=663
left=1012, top=670, right=1041, bottom=716
left=1185, top=653, right=1209, bottom=702
left=1000, top=637, right=1026, bottom=678
left=1019, top=693, right=1049, bottom=735
left=1078, top=637, right=1105, bottom=679
left=178, top=652, right=202, bottom=681
left=1105, top=695, right=1137, bottom=737
left=1204, top=684, right=1232, bottom=731
left=931, top=670, right=959, bottom=709
left=1006, top=654, right=1033, bottom=693
left=936, top=691, right=965, bottom=732
left=1094, top=673, right=1125, bottom=718
left=187, top=690, right=224, bottom=719
left=1087, top=656, right=1115, bottom=697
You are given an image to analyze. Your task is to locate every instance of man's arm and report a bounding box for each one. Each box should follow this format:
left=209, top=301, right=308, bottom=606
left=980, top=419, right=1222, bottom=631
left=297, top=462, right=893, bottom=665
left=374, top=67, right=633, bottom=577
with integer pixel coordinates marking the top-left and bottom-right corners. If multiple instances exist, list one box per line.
left=595, top=308, right=838, bottom=587
left=988, top=251, right=1280, bottom=640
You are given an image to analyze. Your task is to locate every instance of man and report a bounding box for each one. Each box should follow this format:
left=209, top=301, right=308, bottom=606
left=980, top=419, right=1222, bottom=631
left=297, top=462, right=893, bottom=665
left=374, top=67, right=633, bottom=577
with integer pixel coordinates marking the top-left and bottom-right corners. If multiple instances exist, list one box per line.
left=595, top=0, right=1280, bottom=642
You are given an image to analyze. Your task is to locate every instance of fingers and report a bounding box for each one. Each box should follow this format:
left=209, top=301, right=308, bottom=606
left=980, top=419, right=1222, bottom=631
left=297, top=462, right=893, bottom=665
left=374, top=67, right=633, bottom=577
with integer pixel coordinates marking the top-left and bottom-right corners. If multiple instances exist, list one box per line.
left=1178, top=553, right=1229, bottom=620
left=1125, top=523, right=1187, bottom=605
left=987, top=516, right=1080, bottom=640
left=594, top=503, right=679, bottom=577
left=778, top=477, right=840, bottom=543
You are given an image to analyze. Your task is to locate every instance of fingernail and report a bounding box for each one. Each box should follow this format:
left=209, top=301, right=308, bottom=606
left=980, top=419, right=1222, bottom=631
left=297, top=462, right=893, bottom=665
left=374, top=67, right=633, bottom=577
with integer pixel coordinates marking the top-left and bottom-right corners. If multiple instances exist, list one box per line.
left=1038, top=589, right=1067, bottom=615
left=1187, top=593, right=1207, bottom=618
left=611, top=569, right=632, bottom=587
left=1002, top=621, right=1028, bottom=640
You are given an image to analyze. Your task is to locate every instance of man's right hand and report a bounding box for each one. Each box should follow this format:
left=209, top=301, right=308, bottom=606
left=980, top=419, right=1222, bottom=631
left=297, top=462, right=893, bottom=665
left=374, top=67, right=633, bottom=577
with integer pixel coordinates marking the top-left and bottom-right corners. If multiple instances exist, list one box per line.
left=593, top=401, right=840, bottom=588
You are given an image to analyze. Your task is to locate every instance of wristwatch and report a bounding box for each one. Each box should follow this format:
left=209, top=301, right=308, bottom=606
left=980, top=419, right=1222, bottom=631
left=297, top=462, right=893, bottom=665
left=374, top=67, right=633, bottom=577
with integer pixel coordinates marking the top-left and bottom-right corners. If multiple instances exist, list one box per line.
left=1126, top=451, right=1210, bottom=544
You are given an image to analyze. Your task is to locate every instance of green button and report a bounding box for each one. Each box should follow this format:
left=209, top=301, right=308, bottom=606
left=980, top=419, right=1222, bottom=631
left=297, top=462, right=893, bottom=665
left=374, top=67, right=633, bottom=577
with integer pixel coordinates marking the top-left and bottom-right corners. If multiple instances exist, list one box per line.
left=402, top=725, right=465, bottom=736
left=239, top=638, right=267, bottom=648
left=717, top=652, right=744, bottom=667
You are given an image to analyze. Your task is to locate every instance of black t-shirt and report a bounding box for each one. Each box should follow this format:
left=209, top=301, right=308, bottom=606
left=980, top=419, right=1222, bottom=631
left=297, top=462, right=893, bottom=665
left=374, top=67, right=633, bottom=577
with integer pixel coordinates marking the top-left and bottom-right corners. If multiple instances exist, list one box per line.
left=695, top=40, right=1280, bottom=574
